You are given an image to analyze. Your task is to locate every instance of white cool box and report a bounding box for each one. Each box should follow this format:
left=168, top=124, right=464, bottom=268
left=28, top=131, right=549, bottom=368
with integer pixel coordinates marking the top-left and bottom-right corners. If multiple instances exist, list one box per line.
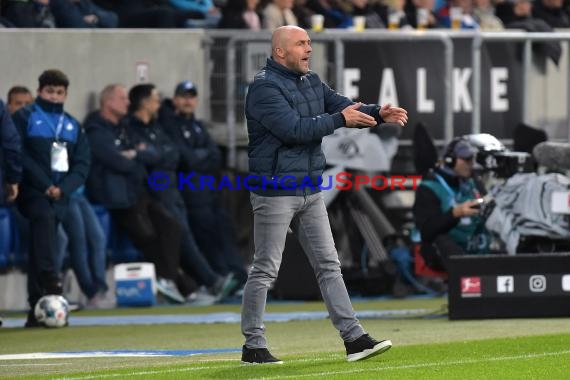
left=114, top=263, right=157, bottom=307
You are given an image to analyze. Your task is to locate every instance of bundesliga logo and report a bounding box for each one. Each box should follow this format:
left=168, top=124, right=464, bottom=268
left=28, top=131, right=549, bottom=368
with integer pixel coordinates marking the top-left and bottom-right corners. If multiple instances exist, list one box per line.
left=460, top=277, right=481, bottom=298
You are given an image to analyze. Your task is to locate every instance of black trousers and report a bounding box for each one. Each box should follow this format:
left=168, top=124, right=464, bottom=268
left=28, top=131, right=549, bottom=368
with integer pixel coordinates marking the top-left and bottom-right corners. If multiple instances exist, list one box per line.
left=420, top=234, right=465, bottom=271
left=111, top=193, right=182, bottom=280
left=183, top=189, right=248, bottom=284
left=18, top=195, right=61, bottom=308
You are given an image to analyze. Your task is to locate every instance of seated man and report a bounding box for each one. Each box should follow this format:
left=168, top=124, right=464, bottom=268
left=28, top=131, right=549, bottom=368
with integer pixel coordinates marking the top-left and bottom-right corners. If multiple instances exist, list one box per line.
left=159, top=81, right=248, bottom=289
left=49, top=0, right=119, bottom=28
left=126, top=83, right=236, bottom=303
left=413, top=137, right=490, bottom=271
left=84, top=84, right=186, bottom=304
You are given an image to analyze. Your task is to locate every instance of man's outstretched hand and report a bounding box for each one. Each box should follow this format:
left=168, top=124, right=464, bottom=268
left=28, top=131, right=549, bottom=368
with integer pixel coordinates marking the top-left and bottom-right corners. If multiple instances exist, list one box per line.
left=380, top=104, right=408, bottom=126
left=341, top=103, right=377, bottom=128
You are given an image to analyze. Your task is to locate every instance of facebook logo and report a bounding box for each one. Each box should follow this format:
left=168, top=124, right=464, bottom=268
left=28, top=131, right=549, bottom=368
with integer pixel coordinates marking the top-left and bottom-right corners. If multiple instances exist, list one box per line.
left=497, top=276, right=514, bottom=293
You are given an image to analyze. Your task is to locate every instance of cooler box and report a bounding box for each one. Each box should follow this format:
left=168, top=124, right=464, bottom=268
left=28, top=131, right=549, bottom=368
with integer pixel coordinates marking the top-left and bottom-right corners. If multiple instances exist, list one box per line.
left=114, top=263, right=157, bottom=307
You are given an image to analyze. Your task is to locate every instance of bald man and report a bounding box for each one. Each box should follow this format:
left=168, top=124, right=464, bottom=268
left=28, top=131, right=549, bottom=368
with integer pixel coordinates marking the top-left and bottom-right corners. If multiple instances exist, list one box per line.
left=241, top=26, right=408, bottom=364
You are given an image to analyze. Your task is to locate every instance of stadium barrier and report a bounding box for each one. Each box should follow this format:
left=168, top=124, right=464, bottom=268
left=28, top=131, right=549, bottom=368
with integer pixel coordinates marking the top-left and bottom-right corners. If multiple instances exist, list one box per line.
left=448, top=253, right=570, bottom=319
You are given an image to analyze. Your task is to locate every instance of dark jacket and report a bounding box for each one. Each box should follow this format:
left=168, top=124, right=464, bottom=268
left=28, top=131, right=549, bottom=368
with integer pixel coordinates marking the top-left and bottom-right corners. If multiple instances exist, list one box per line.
left=532, top=1, right=570, bottom=28
left=125, top=114, right=179, bottom=203
left=159, top=99, right=222, bottom=174
left=218, top=6, right=262, bottom=29
left=84, top=111, right=157, bottom=209
left=12, top=96, right=90, bottom=207
left=414, top=169, right=461, bottom=244
left=413, top=167, right=487, bottom=244
left=245, top=57, right=383, bottom=196
left=159, top=100, right=222, bottom=205
left=0, top=100, right=22, bottom=204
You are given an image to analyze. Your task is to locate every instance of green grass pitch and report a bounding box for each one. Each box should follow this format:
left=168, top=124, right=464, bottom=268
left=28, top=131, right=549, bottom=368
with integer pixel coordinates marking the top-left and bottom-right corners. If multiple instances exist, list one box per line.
left=1, top=297, right=569, bottom=379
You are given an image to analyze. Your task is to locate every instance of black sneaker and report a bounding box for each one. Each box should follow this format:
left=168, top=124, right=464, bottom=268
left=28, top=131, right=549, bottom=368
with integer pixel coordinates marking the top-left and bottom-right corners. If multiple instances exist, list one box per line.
left=24, top=309, right=44, bottom=328
left=241, top=345, right=283, bottom=364
left=344, top=334, right=392, bottom=362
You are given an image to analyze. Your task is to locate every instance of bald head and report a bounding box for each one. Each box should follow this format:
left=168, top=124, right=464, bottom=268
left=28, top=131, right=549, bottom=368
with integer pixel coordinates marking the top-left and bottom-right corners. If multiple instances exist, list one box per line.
left=271, top=26, right=312, bottom=74
left=99, top=84, right=129, bottom=123
left=271, top=26, right=305, bottom=51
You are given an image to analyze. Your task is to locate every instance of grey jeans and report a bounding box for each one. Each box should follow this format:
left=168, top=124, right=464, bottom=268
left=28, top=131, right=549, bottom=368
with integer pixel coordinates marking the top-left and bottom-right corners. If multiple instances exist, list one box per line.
left=241, top=192, right=365, bottom=348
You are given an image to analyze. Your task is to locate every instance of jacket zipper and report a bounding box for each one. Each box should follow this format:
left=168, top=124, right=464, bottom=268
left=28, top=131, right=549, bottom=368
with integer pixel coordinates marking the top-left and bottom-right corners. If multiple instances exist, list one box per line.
left=297, top=77, right=314, bottom=192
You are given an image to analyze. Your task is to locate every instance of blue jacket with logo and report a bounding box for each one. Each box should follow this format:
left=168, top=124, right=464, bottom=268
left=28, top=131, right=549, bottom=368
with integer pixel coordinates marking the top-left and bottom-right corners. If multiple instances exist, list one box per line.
left=12, top=96, right=90, bottom=204
left=0, top=100, right=22, bottom=204
left=246, top=58, right=383, bottom=196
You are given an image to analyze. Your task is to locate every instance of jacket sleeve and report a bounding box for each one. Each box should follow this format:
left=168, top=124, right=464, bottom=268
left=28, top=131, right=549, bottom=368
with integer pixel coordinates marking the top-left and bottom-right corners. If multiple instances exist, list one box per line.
left=199, top=128, right=222, bottom=172
left=0, top=101, right=22, bottom=184
left=321, top=80, right=385, bottom=126
left=86, top=127, right=139, bottom=174
left=58, top=127, right=90, bottom=196
left=12, top=107, right=53, bottom=191
left=135, top=146, right=160, bottom=166
left=126, top=127, right=160, bottom=166
left=167, top=124, right=222, bottom=173
left=168, top=0, right=212, bottom=13
left=246, top=81, right=342, bottom=145
left=413, top=185, right=459, bottom=243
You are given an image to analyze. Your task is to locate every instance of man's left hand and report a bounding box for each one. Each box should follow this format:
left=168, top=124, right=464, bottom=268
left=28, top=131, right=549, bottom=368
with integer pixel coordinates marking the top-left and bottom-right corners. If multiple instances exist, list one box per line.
left=5, top=184, right=18, bottom=203
left=380, top=104, right=408, bottom=126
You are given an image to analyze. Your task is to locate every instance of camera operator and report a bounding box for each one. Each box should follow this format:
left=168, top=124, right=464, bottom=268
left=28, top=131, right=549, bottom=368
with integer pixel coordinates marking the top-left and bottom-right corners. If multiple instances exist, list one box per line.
left=413, top=137, right=491, bottom=271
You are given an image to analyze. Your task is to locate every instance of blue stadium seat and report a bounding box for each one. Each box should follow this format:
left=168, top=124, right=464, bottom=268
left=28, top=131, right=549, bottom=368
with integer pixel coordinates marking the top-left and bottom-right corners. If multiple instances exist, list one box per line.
left=110, top=228, right=144, bottom=264
left=9, top=207, right=29, bottom=269
left=0, top=207, right=11, bottom=270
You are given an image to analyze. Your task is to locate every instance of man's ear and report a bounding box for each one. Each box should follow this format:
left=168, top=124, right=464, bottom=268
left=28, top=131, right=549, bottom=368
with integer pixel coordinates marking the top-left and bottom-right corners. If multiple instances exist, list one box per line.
left=275, top=47, right=285, bottom=59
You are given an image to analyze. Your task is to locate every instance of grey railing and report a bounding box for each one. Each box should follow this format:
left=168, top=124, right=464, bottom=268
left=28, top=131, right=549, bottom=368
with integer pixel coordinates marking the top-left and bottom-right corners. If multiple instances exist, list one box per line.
left=472, top=31, right=570, bottom=139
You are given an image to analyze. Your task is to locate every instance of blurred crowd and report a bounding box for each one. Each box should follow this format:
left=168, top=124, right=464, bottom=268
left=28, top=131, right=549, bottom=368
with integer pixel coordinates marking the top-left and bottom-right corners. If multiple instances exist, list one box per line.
left=0, top=0, right=569, bottom=31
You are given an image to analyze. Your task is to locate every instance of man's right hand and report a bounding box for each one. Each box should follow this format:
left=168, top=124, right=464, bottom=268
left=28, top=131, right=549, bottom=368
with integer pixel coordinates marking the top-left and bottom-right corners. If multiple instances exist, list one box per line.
left=452, top=200, right=481, bottom=218
left=45, top=185, right=62, bottom=201
left=341, top=103, right=377, bottom=128
left=120, top=149, right=137, bottom=159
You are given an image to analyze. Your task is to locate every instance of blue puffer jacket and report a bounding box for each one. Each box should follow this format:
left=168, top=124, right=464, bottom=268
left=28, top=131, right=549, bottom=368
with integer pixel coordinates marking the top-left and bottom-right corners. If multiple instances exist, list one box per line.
left=12, top=97, right=90, bottom=203
left=246, top=58, right=383, bottom=196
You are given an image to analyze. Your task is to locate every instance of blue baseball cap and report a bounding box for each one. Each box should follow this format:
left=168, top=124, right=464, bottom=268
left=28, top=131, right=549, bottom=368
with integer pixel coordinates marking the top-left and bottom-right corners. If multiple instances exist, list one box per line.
left=174, top=81, right=197, bottom=96
left=453, top=140, right=477, bottom=159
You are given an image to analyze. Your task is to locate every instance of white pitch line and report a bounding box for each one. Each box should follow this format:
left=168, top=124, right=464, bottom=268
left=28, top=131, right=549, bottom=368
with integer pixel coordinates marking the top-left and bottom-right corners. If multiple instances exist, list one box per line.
left=59, top=364, right=236, bottom=380
left=59, top=349, right=570, bottom=380
left=58, top=358, right=340, bottom=380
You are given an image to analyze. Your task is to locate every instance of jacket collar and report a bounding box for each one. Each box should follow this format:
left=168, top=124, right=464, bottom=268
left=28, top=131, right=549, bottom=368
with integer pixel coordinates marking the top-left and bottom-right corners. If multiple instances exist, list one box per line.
left=266, top=57, right=306, bottom=80
left=35, top=96, right=64, bottom=113
left=85, top=111, right=121, bottom=131
left=128, top=114, right=153, bottom=129
left=435, top=166, right=460, bottom=189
